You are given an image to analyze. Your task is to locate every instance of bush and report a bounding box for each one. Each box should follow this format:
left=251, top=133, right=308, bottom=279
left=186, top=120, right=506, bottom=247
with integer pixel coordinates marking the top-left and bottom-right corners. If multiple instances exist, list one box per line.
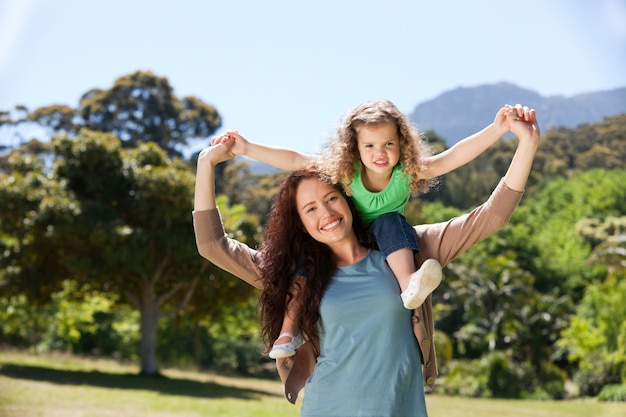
left=597, top=384, right=626, bottom=402
left=442, top=359, right=491, bottom=397
left=573, top=364, right=622, bottom=397
left=530, top=361, right=567, bottom=400
left=442, top=351, right=566, bottom=399
left=483, top=352, right=533, bottom=398
left=434, top=330, right=453, bottom=373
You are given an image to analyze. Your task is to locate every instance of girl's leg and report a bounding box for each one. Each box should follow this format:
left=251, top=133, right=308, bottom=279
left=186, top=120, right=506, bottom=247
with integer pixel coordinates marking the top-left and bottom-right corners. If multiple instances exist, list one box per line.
left=370, top=212, right=442, bottom=309
left=386, top=251, right=442, bottom=309
left=269, top=277, right=305, bottom=359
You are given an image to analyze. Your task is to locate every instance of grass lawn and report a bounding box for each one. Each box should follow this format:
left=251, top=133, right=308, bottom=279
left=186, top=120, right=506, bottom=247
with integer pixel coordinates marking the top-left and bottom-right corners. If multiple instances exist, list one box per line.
left=1, top=350, right=624, bottom=417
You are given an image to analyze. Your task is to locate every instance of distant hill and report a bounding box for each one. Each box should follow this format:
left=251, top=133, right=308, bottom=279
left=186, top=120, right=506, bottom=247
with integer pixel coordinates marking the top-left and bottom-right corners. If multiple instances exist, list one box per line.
left=409, top=82, right=626, bottom=145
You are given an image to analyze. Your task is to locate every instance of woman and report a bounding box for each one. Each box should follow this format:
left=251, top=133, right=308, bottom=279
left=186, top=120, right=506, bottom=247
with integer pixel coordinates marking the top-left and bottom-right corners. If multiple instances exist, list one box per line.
left=193, top=105, right=539, bottom=416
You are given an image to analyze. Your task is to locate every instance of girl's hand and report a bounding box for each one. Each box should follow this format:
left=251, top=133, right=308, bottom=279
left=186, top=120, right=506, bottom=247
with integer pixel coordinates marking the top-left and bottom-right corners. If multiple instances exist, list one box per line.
left=224, top=130, right=251, bottom=156
left=199, top=134, right=236, bottom=166
left=493, top=105, right=513, bottom=134
left=509, top=104, right=540, bottom=145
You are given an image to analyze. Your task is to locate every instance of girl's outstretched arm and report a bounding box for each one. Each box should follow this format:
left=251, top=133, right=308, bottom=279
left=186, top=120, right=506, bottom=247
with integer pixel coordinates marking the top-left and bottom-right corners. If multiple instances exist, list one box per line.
left=213, top=130, right=318, bottom=171
left=423, top=105, right=517, bottom=178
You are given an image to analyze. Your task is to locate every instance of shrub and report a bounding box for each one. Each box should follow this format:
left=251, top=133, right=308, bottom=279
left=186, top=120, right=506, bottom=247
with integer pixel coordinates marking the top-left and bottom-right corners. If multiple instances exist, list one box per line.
left=442, top=351, right=566, bottom=399
left=442, top=359, right=491, bottom=397
left=573, top=364, right=621, bottom=397
left=597, top=384, right=626, bottom=402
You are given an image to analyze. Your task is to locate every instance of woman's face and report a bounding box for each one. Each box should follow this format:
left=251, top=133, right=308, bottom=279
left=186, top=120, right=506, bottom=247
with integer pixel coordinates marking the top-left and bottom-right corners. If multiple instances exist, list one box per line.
left=295, top=178, right=356, bottom=246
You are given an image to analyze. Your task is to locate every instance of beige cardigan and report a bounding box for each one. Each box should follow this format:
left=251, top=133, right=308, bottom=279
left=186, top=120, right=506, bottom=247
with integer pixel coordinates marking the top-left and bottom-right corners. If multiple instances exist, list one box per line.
left=193, top=179, right=523, bottom=403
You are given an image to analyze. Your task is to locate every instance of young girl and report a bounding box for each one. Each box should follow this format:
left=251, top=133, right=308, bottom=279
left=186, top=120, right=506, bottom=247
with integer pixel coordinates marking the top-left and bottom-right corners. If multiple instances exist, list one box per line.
left=216, top=100, right=520, bottom=359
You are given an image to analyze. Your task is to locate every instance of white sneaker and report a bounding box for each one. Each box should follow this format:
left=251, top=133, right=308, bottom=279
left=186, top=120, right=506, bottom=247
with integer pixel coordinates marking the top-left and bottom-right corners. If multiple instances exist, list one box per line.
left=269, top=333, right=303, bottom=359
left=401, top=259, right=442, bottom=309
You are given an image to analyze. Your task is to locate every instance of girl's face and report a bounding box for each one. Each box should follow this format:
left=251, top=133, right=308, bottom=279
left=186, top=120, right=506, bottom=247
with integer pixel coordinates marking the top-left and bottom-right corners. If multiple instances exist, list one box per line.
left=295, top=178, right=356, bottom=247
left=356, top=122, right=401, bottom=177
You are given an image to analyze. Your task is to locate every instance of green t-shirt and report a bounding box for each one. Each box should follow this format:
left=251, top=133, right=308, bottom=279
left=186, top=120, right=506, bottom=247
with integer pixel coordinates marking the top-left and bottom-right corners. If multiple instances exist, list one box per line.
left=350, top=164, right=410, bottom=224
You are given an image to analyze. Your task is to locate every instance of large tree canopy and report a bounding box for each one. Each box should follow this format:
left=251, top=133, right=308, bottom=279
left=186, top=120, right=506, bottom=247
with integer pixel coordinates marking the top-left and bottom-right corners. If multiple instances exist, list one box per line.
left=0, top=130, right=259, bottom=374
left=3, top=70, right=222, bottom=157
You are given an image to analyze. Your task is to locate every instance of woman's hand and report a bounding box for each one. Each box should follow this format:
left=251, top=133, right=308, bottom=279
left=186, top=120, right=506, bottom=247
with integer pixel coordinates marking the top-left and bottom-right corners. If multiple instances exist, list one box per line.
left=509, top=104, right=540, bottom=146
left=199, top=134, right=236, bottom=167
left=502, top=104, right=540, bottom=192
left=211, top=130, right=251, bottom=157
left=194, top=134, right=236, bottom=211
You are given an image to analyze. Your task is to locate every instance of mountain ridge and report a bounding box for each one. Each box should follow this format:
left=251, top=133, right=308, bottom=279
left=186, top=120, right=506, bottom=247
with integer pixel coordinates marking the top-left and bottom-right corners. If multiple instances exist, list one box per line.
left=409, top=82, right=626, bottom=145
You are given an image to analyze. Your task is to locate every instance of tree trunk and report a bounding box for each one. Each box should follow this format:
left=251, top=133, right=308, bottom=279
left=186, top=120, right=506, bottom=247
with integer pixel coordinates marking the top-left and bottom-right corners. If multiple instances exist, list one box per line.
left=139, top=285, right=160, bottom=375
left=194, top=323, right=202, bottom=371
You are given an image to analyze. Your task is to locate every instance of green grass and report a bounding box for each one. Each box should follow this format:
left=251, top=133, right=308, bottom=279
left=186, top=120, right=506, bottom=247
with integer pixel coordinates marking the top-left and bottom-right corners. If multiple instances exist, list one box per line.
left=1, top=350, right=625, bottom=417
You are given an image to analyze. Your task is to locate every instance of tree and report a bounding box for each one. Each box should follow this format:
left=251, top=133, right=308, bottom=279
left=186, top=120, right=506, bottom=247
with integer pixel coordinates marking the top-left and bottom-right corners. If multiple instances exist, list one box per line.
left=0, top=150, right=78, bottom=300
left=2, top=70, right=222, bottom=158
left=557, top=215, right=626, bottom=395
left=0, top=130, right=259, bottom=374
left=506, top=169, right=626, bottom=294
left=557, top=277, right=626, bottom=396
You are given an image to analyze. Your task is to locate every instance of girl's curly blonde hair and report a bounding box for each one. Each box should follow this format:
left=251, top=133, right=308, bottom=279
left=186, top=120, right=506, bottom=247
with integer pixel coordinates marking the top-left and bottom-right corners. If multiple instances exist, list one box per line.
left=320, top=99, right=433, bottom=196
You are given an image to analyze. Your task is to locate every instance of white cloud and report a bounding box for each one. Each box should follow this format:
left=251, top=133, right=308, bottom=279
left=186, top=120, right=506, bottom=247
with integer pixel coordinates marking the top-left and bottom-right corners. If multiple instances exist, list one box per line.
left=0, top=0, right=41, bottom=73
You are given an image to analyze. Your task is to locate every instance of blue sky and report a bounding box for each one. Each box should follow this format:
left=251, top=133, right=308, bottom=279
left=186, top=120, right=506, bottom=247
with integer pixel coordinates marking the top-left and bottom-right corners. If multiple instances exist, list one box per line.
left=1, top=0, right=625, bottom=153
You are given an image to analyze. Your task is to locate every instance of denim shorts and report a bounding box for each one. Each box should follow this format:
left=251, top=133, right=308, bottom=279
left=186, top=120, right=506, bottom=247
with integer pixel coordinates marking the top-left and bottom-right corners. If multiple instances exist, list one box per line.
left=368, top=212, right=419, bottom=259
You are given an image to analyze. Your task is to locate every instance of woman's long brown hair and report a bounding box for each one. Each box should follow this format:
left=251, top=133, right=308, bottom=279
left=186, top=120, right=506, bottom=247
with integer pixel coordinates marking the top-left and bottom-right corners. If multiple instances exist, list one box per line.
left=257, top=167, right=374, bottom=352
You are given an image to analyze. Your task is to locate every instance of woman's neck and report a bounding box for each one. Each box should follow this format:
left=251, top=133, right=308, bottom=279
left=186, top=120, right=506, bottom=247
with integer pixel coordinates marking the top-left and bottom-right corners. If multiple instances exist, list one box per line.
left=332, top=241, right=369, bottom=267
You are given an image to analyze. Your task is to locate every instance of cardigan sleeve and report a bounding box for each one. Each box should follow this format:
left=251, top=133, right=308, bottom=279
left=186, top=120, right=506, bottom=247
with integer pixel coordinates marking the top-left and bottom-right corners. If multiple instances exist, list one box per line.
left=414, top=179, right=523, bottom=266
left=192, top=207, right=264, bottom=290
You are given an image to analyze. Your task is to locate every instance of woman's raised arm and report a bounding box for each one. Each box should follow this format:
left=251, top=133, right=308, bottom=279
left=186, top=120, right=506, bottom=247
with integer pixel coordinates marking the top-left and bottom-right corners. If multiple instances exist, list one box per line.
left=194, top=135, right=236, bottom=211
left=502, top=105, right=540, bottom=192
left=193, top=136, right=264, bottom=289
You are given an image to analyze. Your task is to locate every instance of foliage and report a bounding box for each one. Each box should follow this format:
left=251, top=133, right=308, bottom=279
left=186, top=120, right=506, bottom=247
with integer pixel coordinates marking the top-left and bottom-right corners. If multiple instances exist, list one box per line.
left=433, top=330, right=453, bottom=374
left=157, top=294, right=267, bottom=376
left=36, top=281, right=140, bottom=359
left=0, top=129, right=260, bottom=375
left=555, top=202, right=626, bottom=397
left=0, top=149, right=79, bottom=301
left=428, top=169, right=624, bottom=399
left=0, top=283, right=140, bottom=360
left=0, top=294, right=47, bottom=347
left=558, top=275, right=626, bottom=396
left=597, top=384, right=626, bottom=402
left=219, top=159, right=286, bottom=225
left=507, top=169, right=626, bottom=294
left=2, top=70, right=222, bottom=158
left=443, top=351, right=566, bottom=399
left=443, top=359, right=490, bottom=397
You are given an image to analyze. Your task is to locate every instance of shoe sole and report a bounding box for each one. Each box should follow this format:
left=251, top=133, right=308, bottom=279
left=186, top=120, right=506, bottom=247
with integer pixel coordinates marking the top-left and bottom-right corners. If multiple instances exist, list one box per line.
left=402, top=259, right=442, bottom=309
left=269, top=349, right=296, bottom=359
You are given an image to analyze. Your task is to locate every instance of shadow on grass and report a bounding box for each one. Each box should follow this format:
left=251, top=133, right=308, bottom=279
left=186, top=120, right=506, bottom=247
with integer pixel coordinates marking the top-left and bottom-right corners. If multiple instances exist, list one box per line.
left=0, top=363, right=281, bottom=400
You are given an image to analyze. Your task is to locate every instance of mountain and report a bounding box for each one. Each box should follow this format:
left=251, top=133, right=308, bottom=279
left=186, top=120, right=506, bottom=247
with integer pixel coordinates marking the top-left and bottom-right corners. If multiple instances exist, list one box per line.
left=409, top=82, right=626, bottom=145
